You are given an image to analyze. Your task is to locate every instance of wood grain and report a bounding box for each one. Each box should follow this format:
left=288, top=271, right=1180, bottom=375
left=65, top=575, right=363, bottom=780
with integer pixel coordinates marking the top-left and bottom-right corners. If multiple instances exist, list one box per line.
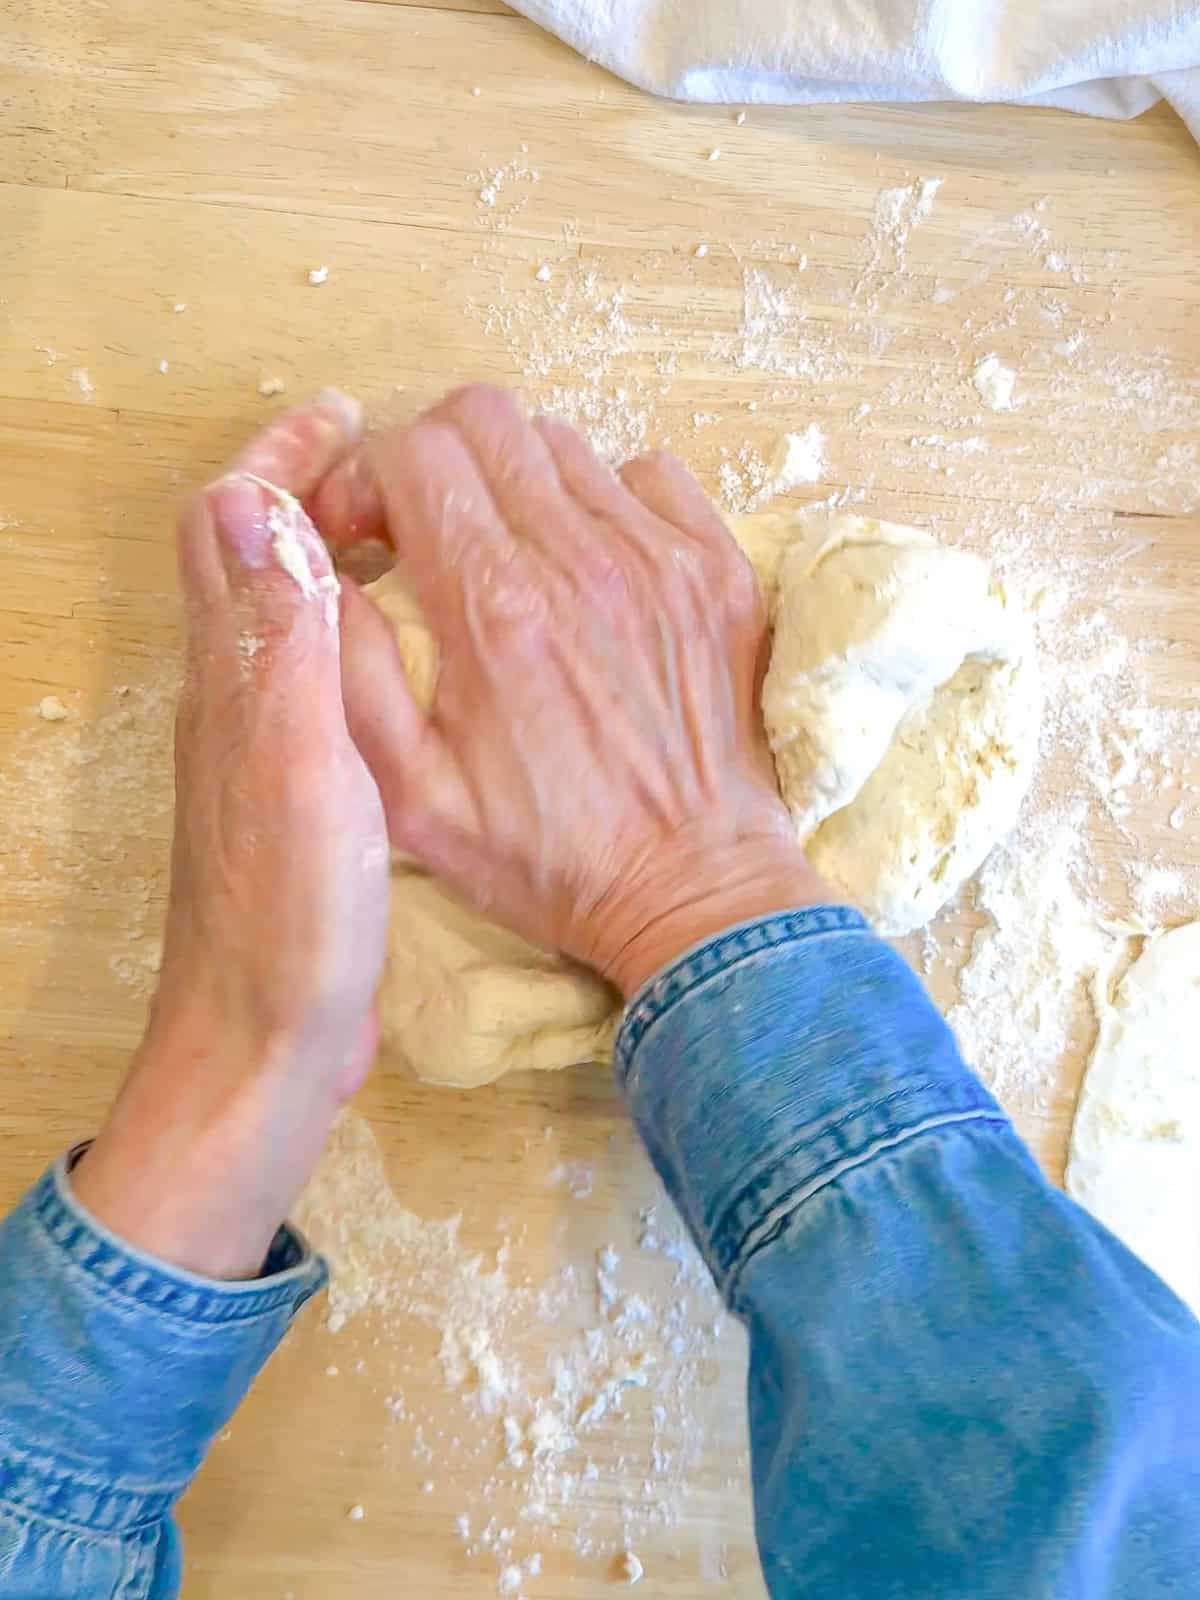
left=1, top=0, right=1198, bottom=1594
left=350, top=0, right=515, bottom=14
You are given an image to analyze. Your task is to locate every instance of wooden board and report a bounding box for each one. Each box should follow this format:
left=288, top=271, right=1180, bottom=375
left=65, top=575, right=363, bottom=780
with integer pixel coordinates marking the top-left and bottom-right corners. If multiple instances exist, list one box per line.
left=1, top=1, right=1198, bottom=1595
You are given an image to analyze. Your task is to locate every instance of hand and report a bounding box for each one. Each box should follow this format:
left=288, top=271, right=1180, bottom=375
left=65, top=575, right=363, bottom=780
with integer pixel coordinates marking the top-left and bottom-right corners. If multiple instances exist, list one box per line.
left=73, top=391, right=389, bottom=1279
left=313, top=385, right=828, bottom=997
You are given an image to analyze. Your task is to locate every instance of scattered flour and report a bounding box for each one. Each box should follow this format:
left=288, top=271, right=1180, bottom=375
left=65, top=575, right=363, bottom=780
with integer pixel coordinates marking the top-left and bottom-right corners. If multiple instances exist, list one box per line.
left=868, top=175, right=943, bottom=268
left=2, top=677, right=178, bottom=1004
left=472, top=156, right=540, bottom=221
left=945, top=810, right=1116, bottom=1110
left=769, top=425, right=825, bottom=491
left=295, top=1111, right=746, bottom=1592
left=973, top=354, right=1017, bottom=411
left=617, top=1549, right=645, bottom=1584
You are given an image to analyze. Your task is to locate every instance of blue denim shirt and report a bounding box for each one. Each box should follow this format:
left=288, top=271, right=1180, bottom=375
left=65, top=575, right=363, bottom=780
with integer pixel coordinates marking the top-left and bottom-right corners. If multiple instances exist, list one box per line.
left=3, top=909, right=1198, bottom=1596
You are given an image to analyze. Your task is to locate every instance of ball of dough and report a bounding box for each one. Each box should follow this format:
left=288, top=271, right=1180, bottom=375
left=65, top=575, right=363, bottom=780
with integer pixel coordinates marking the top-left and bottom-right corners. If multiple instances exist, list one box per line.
left=762, top=515, right=1040, bottom=935
left=380, top=871, right=617, bottom=1088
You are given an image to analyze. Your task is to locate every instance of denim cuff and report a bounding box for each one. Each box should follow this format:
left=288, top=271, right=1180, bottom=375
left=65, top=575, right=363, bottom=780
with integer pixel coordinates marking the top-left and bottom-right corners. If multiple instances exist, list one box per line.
left=0, top=1157, right=326, bottom=1532
left=615, top=908, right=1007, bottom=1303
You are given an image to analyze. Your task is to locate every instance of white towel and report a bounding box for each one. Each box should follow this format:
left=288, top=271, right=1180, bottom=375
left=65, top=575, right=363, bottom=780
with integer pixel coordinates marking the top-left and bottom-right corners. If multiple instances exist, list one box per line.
left=509, top=0, right=1200, bottom=138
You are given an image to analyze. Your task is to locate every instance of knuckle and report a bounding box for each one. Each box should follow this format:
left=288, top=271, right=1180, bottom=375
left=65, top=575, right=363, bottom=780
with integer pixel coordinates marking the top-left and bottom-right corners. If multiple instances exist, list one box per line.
left=439, top=382, right=518, bottom=429
left=465, top=546, right=551, bottom=636
left=725, top=564, right=765, bottom=630
left=635, top=447, right=679, bottom=474
left=665, top=541, right=707, bottom=590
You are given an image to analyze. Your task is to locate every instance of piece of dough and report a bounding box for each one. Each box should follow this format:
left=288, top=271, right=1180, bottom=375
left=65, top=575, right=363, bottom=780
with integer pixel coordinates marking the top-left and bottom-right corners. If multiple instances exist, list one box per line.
left=1066, top=922, right=1200, bottom=1316
left=369, top=510, right=1037, bottom=1086
left=762, top=515, right=1040, bottom=934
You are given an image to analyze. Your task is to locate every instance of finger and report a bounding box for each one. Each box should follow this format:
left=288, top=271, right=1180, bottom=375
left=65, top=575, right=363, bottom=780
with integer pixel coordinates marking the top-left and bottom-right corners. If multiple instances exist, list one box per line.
left=307, top=441, right=390, bottom=553
left=424, top=385, right=579, bottom=565
left=619, top=450, right=735, bottom=551
left=339, top=577, right=461, bottom=847
left=529, top=413, right=669, bottom=603
left=307, top=389, right=519, bottom=558
left=180, top=475, right=345, bottom=709
left=343, top=418, right=517, bottom=632
left=312, top=386, right=567, bottom=570
left=230, top=387, right=363, bottom=501
left=532, top=413, right=633, bottom=520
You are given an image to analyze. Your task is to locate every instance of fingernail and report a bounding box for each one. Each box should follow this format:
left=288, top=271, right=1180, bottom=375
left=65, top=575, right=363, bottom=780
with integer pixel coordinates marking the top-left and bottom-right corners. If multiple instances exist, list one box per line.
left=209, top=472, right=341, bottom=629
left=315, top=386, right=363, bottom=438
left=207, top=474, right=274, bottom=571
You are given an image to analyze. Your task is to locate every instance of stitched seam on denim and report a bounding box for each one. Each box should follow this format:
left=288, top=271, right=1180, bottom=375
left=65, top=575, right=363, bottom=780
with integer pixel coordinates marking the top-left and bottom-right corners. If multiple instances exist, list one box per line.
left=616, top=907, right=869, bottom=1079
left=0, top=1492, right=169, bottom=1539
left=0, top=1456, right=177, bottom=1533
left=31, top=1178, right=326, bottom=1326
left=722, top=1110, right=1011, bottom=1301
left=42, top=1166, right=324, bottom=1315
left=0, top=1496, right=158, bottom=1549
left=622, top=906, right=867, bottom=1054
left=709, top=1078, right=990, bottom=1266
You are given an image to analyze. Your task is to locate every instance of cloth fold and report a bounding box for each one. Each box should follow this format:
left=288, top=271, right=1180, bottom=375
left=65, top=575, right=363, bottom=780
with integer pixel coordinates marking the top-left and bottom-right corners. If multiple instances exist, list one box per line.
left=509, top=0, right=1200, bottom=139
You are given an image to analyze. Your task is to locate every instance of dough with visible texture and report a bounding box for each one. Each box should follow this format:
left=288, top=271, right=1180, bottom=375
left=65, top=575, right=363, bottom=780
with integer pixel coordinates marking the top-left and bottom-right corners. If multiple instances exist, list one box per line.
left=762, top=515, right=1040, bottom=934
left=1067, top=921, right=1200, bottom=1316
left=370, top=510, right=1037, bottom=1085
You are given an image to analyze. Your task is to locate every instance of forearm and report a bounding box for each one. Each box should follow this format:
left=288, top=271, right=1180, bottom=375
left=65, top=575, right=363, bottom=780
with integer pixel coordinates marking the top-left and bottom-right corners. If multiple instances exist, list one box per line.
left=617, top=909, right=1200, bottom=1599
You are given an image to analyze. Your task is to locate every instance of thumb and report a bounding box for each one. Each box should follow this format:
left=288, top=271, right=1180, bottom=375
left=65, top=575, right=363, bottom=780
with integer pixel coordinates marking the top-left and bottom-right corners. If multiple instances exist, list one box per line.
left=207, top=471, right=343, bottom=639
left=176, top=473, right=353, bottom=774
left=338, top=577, right=459, bottom=850
left=190, top=474, right=347, bottom=716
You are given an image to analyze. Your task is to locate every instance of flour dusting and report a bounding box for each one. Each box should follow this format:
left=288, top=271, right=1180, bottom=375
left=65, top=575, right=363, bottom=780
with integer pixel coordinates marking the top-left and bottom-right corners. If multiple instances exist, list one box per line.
left=295, top=1111, right=748, bottom=1592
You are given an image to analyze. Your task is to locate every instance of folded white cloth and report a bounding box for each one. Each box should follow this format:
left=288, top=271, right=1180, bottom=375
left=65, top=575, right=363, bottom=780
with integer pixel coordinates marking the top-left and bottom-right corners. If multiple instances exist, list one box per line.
left=510, top=0, right=1200, bottom=138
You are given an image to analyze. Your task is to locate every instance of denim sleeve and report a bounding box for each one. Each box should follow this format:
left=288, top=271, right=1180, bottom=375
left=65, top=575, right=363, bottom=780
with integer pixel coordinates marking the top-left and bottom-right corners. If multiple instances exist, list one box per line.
left=0, top=1154, right=326, bottom=1599
left=616, top=908, right=1200, bottom=1600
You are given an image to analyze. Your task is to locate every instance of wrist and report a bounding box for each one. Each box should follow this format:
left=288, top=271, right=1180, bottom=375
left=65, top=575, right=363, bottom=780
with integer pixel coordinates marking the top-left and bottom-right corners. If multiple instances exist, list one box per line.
left=592, top=838, right=832, bottom=999
left=72, top=1022, right=342, bottom=1280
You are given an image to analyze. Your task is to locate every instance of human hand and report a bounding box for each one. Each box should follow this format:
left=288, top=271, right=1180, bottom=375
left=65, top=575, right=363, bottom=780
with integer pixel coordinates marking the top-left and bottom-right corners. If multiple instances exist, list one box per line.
left=313, top=385, right=827, bottom=997
left=74, top=391, right=389, bottom=1279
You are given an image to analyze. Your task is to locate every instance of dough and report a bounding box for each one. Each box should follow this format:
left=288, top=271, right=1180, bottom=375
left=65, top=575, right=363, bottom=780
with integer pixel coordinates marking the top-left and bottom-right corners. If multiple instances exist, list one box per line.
left=378, top=871, right=617, bottom=1086
left=1066, top=922, right=1200, bottom=1316
left=369, top=510, right=1037, bottom=1086
left=762, top=516, right=1040, bottom=934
